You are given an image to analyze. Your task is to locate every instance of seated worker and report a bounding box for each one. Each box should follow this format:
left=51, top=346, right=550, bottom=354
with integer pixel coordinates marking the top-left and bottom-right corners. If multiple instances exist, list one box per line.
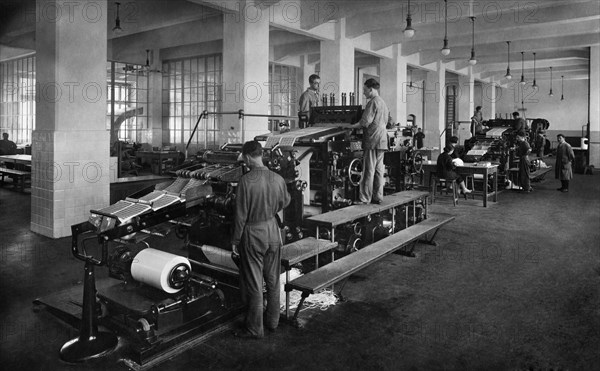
left=0, top=133, right=17, bottom=155
left=436, top=145, right=472, bottom=195
left=448, top=136, right=464, bottom=159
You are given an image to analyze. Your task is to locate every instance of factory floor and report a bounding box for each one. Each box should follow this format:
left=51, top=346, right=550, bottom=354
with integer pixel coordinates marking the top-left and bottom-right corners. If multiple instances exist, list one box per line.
left=1, top=173, right=599, bottom=371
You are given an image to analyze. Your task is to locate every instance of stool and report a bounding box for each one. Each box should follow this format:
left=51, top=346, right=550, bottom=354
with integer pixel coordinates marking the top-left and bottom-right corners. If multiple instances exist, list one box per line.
left=429, top=173, right=459, bottom=206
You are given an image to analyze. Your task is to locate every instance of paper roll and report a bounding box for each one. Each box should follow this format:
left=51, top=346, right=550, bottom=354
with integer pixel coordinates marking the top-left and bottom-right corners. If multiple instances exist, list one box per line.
left=131, top=248, right=191, bottom=294
left=200, top=245, right=238, bottom=272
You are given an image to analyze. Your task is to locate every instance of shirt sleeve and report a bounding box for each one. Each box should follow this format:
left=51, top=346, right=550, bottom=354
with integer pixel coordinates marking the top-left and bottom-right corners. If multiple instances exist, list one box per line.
left=357, top=99, right=376, bottom=128
left=231, top=179, right=248, bottom=246
left=298, top=92, right=309, bottom=114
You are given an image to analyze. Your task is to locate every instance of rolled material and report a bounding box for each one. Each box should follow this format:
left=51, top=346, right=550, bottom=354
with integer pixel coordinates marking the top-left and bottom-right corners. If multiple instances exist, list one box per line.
left=200, top=245, right=238, bottom=271
left=131, top=248, right=191, bottom=294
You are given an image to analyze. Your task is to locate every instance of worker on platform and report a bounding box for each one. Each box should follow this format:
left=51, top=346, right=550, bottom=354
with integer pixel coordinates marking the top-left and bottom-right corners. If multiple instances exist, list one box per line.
left=231, top=141, right=290, bottom=339
left=298, top=74, right=320, bottom=126
left=348, top=78, right=390, bottom=205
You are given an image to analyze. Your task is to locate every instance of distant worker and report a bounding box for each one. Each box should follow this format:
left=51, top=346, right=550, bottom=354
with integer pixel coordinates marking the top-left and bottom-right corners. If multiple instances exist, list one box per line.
left=436, top=145, right=472, bottom=195
left=298, top=74, right=320, bottom=125
left=512, top=112, right=527, bottom=137
left=555, top=134, right=575, bottom=193
left=413, top=128, right=425, bottom=149
left=472, top=106, right=489, bottom=134
left=231, top=141, right=291, bottom=339
left=0, top=133, right=17, bottom=155
left=515, top=134, right=532, bottom=193
left=534, top=130, right=546, bottom=157
left=349, top=78, right=390, bottom=205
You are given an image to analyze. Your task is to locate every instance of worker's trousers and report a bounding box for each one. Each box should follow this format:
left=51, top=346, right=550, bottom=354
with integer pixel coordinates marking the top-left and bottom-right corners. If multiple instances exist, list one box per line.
left=359, top=149, right=385, bottom=203
left=239, top=228, right=281, bottom=338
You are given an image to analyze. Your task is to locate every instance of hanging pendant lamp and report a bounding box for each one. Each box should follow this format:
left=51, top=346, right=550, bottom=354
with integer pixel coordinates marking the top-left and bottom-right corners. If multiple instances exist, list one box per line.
left=549, top=67, right=554, bottom=97
left=441, top=0, right=450, bottom=56
left=112, top=2, right=123, bottom=34
left=561, top=75, right=565, bottom=101
left=404, top=0, right=415, bottom=37
left=532, top=52, right=538, bottom=90
left=505, top=41, right=512, bottom=80
left=468, top=16, right=477, bottom=65
left=519, top=52, right=526, bottom=86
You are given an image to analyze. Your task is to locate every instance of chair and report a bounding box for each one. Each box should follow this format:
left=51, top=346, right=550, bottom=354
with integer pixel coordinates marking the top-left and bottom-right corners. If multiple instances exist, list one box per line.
left=429, top=172, right=459, bottom=206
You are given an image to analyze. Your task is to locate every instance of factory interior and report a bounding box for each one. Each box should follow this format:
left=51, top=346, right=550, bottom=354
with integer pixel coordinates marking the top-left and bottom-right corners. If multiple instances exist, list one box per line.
left=1, top=0, right=599, bottom=370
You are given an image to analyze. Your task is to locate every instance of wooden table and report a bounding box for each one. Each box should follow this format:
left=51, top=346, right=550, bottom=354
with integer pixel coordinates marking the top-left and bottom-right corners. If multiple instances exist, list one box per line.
left=422, top=161, right=498, bottom=207
left=0, top=154, right=32, bottom=166
left=135, top=151, right=179, bottom=175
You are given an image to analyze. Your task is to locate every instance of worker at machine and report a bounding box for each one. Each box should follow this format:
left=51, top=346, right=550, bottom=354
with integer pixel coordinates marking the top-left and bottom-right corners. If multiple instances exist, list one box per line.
left=0, top=132, right=17, bottom=155
left=298, top=74, right=320, bottom=126
left=472, top=106, right=489, bottom=135
left=231, top=140, right=291, bottom=339
left=534, top=129, right=546, bottom=157
left=413, top=128, right=425, bottom=149
left=512, top=112, right=527, bottom=137
left=515, top=134, right=533, bottom=193
left=348, top=78, right=390, bottom=205
left=437, top=145, right=472, bottom=195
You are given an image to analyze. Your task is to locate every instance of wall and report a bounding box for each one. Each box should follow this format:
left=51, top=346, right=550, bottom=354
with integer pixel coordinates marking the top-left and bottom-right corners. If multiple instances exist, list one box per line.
left=495, top=79, right=590, bottom=140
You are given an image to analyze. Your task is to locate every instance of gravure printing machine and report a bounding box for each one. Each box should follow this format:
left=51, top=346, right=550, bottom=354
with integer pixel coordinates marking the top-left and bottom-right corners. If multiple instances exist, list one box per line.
left=35, top=103, right=429, bottom=367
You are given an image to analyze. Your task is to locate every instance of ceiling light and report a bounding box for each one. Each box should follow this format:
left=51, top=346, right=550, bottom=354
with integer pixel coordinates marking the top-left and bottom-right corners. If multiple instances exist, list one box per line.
left=519, top=51, right=526, bottom=86
left=505, top=41, right=512, bottom=80
left=468, top=16, right=476, bottom=65
left=404, top=0, right=415, bottom=38
left=112, top=2, right=123, bottom=34
left=561, top=75, right=565, bottom=101
left=441, top=0, right=450, bottom=56
left=549, top=67, right=554, bottom=97
left=532, top=52, right=538, bottom=90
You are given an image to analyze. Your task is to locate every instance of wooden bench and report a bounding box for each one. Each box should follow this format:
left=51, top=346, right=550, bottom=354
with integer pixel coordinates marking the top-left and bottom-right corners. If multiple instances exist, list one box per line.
left=285, top=214, right=455, bottom=324
left=280, top=237, right=338, bottom=319
left=0, top=167, right=31, bottom=192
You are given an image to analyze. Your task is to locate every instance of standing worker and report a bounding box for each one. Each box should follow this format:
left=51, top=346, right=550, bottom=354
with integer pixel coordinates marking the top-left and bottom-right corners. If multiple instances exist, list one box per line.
left=515, top=134, right=533, bottom=193
left=231, top=141, right=291, bottom=339
left=298, top=74, right=320, bottom=126
left=512, top=112, right=527, bottom=137
left=413, top=128, right=425, bottom=149
left=348, top=78, right=390, bottom=205
left=555, top=134, right=575, bottom=193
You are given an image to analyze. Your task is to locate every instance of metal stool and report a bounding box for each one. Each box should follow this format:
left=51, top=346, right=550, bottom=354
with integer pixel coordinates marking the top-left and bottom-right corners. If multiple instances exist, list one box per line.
left=429, top=173, right=459, bottom=206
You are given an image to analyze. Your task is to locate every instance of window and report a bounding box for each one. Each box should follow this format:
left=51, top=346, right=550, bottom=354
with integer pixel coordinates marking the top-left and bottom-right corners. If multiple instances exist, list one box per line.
left=269, top=63, right=300, bottom=130
left=106, top=61, right=149, bottom=144
left=0, top=56, right=36, bottom=144
left=162, top=55, right=222, bottom=151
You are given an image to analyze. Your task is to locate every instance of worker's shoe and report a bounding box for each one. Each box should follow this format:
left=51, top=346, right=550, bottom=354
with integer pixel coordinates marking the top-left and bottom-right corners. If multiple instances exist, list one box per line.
left=265, top=326, right=277, bottom=333
left=561, top=188, right=569, bottom=193
left=371, top=199, right=382, bottom=205
left=556, top=188, right=564, bottom=191
left=353, top=201, right=368, bottom=205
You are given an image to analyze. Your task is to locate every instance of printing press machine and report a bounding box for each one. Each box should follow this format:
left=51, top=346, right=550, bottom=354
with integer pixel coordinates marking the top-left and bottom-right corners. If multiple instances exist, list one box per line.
left=35, top=104, right=430, bottom=367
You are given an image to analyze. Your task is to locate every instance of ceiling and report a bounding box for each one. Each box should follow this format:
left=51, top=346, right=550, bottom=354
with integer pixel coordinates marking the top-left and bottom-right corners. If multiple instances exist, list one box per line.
left=1, top=0, right=598, bottom=84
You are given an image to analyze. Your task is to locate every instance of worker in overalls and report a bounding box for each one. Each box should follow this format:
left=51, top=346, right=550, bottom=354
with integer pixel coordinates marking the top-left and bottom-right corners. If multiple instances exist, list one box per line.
left=231, top=141, right=290, bottom=339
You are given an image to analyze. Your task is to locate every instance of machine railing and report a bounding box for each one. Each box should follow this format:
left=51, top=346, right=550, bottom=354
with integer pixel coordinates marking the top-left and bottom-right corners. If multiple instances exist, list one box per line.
left=185, top=110, right=297, bottom=159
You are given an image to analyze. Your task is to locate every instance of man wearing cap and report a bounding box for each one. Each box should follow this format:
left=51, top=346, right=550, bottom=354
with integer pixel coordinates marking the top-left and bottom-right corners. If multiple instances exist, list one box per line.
left=231, top=141, right=291, bottom=339
left=515, top=133, right=532, bottom=192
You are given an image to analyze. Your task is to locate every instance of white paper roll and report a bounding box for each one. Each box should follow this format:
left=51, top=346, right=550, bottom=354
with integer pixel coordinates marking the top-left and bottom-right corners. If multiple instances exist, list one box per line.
left=131, top=248, right=191, bottom=294
left=200, top=245, right=238, bottom=272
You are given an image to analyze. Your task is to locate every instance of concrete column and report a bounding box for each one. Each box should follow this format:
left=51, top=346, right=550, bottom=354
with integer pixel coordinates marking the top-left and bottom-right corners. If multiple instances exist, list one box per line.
left=320, top=19, right=354, bottom=102
left=489, top=77, right=497, bottom=119
left=457, top=71, right=473, bottom=123
left=149, top=49, right=163, bottom=149
left=222, top=0, right=270, bottom=143
left=590, top=45, right=599, bottom=167
left=380, top=44, right=407, bottom=125
left=300, top=55, right=317, bottom=91
left=32, top=0, right=109, bottom=238
left=424, top=61, right=445, bottom=150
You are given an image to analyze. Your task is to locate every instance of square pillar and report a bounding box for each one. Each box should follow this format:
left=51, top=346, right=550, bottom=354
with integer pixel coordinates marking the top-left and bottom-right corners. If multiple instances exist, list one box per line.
left=380, top=44, right=407, bottom=125
left=222, top=0, right=270, bottom=143
left=457, top=69, right=474, bottom=122
left=590, top=45, right=600, bottom=167
left=424, top=61, right=445, bottom=150
left=32, top=0, right=109, bottom=238
left=320, top=19, right=354, bottom=100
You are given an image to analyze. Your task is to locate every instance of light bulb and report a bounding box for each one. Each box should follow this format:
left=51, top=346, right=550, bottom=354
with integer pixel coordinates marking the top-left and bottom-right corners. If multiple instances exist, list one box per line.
left=441, top=48, right=451, bottom=56
left=469, top=58, right=477, bottom=66
left=404, top=28, right=415, bottom=38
